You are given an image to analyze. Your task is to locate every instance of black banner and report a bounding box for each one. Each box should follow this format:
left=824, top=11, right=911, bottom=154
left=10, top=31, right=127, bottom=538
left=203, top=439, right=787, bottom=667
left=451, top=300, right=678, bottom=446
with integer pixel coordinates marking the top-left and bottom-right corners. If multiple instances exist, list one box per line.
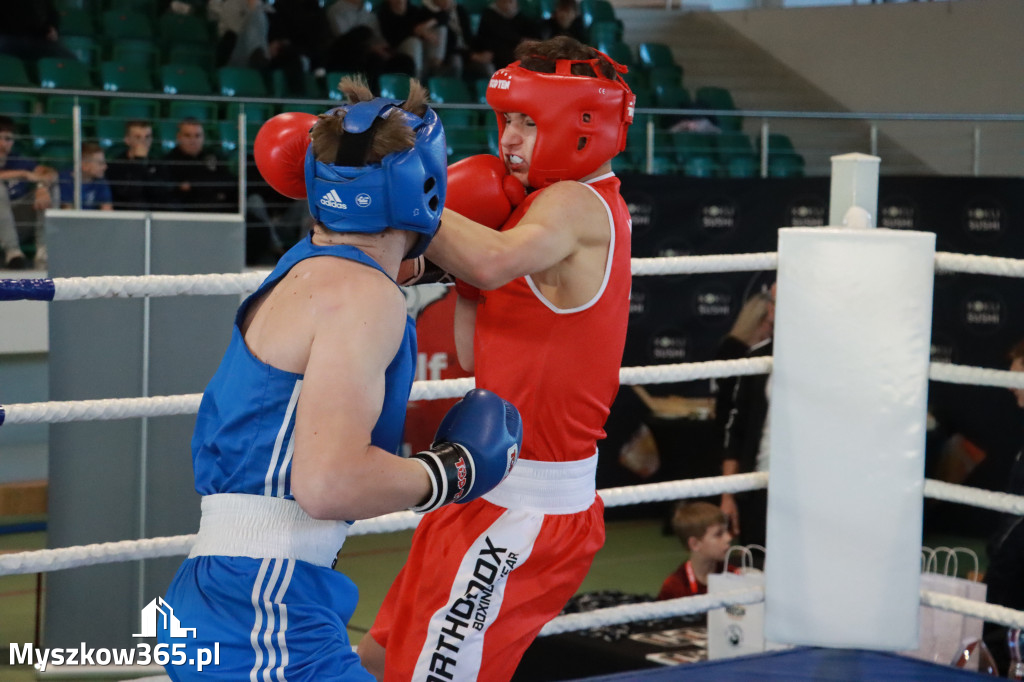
left=601, top=175, right=1024, bottom=527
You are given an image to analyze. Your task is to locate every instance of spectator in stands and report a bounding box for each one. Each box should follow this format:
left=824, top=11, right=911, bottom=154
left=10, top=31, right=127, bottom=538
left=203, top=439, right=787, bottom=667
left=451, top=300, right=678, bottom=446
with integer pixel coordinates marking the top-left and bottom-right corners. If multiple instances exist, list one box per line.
left=719, top=285, right=776, bottom=566
left=58, top=142, right=112, bottom=211
left=658, top=501, right=735, bottom=601
left=0, top=116, right=59, bottom=269
left=164, top=119, right=236, bottom=212
left=209, top=0, right=306, bottom=96
left=982, top=338, right=1024, bottom=675
left=266, top=0, right=332, bottom=77
left=540, top=0, right=586, bottom=42
left=420, top=0, right=478, bottom=79
left=469, top=0, right=541, bottom=81
left=164, top=117, right=284, bottom=264
left=323, top=0, right=416, bottom=91
left=375, top=0, right=443, bottom=81
left=0, top=1, right=78, bottom=62
left=105, top=120, right=172, bottom=211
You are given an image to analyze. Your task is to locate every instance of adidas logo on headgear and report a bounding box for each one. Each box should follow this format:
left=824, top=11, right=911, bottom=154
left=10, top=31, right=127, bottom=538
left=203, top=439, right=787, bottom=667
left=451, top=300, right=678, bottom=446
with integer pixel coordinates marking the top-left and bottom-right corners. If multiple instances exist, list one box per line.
left=320, top=189, right=347, bottom=210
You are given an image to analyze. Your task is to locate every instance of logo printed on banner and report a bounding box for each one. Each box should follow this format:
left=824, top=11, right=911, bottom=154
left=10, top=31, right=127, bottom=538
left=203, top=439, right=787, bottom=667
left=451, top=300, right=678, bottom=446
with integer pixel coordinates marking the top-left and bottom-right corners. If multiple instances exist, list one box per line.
left=786, top=196, right=826, bottom=227
left=625, top=193, right=655, bottom=237
left=628, top=284, right=648, bottom=319
left=320, top=189, right=347, bottom=209
left=692, top=285, right=734, bottom=323
left=879, top=198, right=917, bottom=230
left=649, top=330, right=688, bottom=362
left=700, top=200, right=738, bottom=233
left=962, top=291, right=1005, bottom=334
left=963, top=200, right=1004, bottom=240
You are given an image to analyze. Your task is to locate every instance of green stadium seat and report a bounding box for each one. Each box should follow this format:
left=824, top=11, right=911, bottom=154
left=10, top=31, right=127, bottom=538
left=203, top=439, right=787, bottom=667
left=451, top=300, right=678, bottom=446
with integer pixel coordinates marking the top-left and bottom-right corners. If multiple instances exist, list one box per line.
left=756, top=133, right=804, bottom=177
left=37, top=57, right=95, bottom=89
left=580, top=0, right=616, bottom=27
left=108, top=98, right=160, bottom=120
left=38, top=141, right=75, bottom=171
left=0, top=94, right=37, bottom=117
left=215, top=119, right=263, bottom=153
left=445, top=128, right=488, bottom=163
left=57, top=8, right=96, bottom=37
left=648, top=66, right=683, bottom=94
left=168, top=100, right=219, bottom=123
left=112, top=38, right=160, bottom=71
left=695, top=86, right=741, bottom=131
left=101, top=10, right=154, bottom=40
left=63, top=35, right=100, bottom=70
left=378, top=73, right=411, bottom=100
left=654, top=84, right=692, bottom=110
left=166, top=43, right=215, bottom=70
left=637, top=42, right=678, bottom=70
left=599, top=41, right=635, bottom=70
left=427, top=76, right=472, bottom=103
left=326, top=71, right=359, bottom=100
left=161, top=64, right=214, bottom=95
left=156, top=119, right=181, bottom=155
left=29, top=115, right=74, bottom=150
left=100, top=61, right=155, bottom=93
left=588, top=20, right=622, bottom=47
left=716, top=131, right=758, bottom=178
left=108, top=0, right=157, bottom=16
left=45, top=95, right=101, bottom=118
left=0, top=55, right=33, bottom=86
left=95, top=118, right=129, bottom=149
left=438, top=108, right=480, bottom=130
left=672, top=131, right=718, bottom=177
left=158, top=10, right=211, bottom=47
left=217, top=67, right=268, bottom=97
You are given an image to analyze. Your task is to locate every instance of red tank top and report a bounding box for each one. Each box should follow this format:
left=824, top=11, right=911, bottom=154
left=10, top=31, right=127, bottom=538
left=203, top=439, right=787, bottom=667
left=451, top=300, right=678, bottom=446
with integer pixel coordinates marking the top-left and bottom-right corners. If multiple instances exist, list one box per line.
left=474, top=173, right=632, bottom=463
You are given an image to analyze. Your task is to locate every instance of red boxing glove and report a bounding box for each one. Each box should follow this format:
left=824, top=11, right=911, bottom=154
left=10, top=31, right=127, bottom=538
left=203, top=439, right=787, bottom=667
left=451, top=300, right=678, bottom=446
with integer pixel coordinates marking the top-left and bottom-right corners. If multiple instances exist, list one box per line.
left=454, top=279, right=480, bottom=301
left=445, top=154, right=526, bottom=229
left=254, top=112, right=318, bottom=200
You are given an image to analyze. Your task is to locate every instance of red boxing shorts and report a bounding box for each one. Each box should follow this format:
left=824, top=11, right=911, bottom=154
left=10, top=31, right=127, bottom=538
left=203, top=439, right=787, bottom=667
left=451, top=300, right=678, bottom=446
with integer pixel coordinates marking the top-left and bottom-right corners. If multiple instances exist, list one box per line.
left=369, top=495, right=604, bottom=681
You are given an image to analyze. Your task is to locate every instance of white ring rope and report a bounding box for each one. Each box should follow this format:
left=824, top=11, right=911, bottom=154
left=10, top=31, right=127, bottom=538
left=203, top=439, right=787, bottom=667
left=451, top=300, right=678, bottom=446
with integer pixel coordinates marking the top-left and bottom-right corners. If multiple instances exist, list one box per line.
left=0, top=358, right=773, bottom=425
left=2, top=250, right=1022, bottom=303
left=934, top=252, right=1024, bottom=278
left=924, top=479, right=1024, bottom=515
left=540, top=588, right=767, bottom=637
left=0, top=474, right=769, bottom=576
left=920, top=590, right=1024, bottom=631
left=8, top=357, right=1024, bottom=427
left=50, top=271, right=270, bottom=300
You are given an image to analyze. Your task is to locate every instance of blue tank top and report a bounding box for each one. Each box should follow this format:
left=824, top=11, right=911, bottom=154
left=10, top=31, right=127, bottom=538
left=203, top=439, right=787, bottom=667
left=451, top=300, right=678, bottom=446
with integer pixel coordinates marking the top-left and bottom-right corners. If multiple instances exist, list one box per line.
left=191, top=234, right=417, bottom=497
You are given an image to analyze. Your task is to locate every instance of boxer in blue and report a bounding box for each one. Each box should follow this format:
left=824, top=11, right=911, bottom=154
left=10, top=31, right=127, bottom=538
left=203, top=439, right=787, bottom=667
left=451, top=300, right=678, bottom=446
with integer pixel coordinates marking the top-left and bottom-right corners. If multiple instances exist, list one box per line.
left=159, top=77, right=522, bottom=681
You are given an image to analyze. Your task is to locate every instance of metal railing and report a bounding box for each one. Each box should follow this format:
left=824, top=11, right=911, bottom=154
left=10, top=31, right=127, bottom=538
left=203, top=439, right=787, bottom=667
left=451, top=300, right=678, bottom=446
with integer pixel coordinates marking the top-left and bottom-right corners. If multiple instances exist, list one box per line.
left=2, top=84, right=1022, bottom=216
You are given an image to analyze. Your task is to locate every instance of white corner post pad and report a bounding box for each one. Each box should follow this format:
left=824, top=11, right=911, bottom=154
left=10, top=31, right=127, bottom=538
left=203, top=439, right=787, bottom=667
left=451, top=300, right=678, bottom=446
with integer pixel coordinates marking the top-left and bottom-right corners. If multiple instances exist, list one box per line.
left=829, top=153, right=880, bottom=229
left=764, top=226, right=935, bottom=651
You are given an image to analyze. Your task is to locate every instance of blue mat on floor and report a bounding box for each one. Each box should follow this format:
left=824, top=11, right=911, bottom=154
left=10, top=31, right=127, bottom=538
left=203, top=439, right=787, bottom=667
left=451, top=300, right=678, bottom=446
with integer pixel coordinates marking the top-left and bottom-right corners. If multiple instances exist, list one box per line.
left=566, top=648, right=990, bottom=681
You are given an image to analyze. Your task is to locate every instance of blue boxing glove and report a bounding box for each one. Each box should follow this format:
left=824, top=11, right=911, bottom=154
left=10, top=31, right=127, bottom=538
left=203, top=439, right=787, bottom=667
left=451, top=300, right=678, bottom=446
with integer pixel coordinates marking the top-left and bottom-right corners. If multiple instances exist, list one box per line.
left=409, top=389, right=522, bottom=513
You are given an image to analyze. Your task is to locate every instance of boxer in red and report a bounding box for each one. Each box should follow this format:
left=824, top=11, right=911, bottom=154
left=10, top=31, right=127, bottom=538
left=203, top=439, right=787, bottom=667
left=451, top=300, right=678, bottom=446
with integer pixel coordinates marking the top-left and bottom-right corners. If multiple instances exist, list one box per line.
left=359, top=35, right=636, bottom=682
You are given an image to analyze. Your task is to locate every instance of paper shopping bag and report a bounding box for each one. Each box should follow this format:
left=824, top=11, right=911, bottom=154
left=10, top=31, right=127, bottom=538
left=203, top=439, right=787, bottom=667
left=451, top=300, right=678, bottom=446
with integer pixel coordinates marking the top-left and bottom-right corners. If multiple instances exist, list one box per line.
left=904, top=547, right=988, bottom=665
left=707, top=546, right=765, bottom=660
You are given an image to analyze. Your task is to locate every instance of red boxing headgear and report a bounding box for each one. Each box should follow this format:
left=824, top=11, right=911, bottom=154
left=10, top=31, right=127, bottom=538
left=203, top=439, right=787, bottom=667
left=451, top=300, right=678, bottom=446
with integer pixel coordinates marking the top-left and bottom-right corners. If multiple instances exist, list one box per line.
left=486, top=52, right=635, bottom=189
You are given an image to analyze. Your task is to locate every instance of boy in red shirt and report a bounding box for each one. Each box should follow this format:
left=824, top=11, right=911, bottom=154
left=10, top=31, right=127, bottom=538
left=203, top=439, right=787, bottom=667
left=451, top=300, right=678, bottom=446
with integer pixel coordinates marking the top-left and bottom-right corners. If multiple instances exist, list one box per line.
left=659, top=501, right=736, bottom=600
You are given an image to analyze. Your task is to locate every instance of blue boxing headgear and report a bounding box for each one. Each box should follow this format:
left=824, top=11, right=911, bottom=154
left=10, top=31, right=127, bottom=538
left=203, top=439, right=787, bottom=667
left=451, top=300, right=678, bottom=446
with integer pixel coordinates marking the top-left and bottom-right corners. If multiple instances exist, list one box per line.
left=304, top=98, right=447, bottom=258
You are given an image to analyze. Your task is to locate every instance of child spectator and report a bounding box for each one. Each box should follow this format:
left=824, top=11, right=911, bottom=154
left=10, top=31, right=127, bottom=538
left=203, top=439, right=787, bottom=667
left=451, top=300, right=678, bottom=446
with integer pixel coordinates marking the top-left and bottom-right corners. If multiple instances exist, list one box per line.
left=658, top=501, right=735, bottom=600
left=59, top=142, right=113, bottom=211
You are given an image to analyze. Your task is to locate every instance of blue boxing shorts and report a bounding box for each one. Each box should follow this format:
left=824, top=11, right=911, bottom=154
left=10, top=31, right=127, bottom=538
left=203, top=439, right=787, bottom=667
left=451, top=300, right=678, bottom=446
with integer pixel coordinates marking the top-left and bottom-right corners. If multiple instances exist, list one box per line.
left=159, top=555, right=374, bottom=682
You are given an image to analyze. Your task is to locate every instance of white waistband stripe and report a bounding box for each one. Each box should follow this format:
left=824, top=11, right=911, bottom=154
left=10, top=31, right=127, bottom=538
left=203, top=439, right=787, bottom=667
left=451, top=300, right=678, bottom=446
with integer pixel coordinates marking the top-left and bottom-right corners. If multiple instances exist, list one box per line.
left=190, top=493, right=349, bottom=568
left=482, top=453, right=598, bottom=514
